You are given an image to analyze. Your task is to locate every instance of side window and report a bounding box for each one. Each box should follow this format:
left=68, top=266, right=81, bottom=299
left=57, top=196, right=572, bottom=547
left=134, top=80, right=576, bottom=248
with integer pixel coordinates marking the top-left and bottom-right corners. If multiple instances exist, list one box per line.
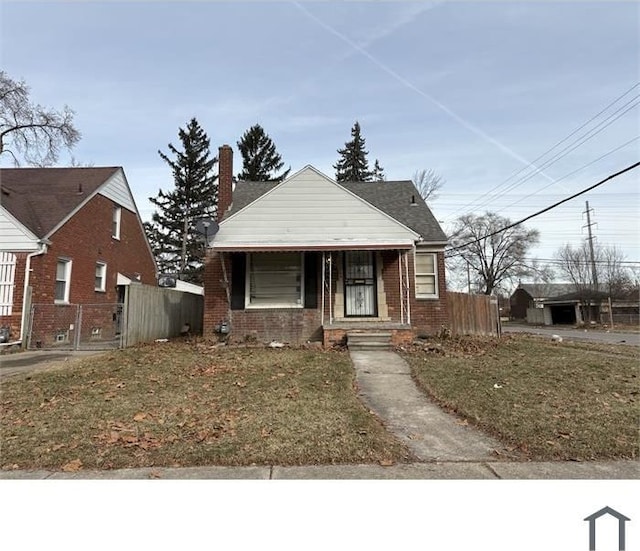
left=55, top=259, right=72, bottom=303
left=112, top=206, right=121, bottom=239
left=95, top=262, right=107, bottom=292
left=414, top=251, right=438, bottom=299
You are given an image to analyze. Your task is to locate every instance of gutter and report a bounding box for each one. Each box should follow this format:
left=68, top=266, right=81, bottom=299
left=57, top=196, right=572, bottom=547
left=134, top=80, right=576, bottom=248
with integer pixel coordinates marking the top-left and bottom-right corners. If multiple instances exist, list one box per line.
left=18, top=242, right=48, bottom=346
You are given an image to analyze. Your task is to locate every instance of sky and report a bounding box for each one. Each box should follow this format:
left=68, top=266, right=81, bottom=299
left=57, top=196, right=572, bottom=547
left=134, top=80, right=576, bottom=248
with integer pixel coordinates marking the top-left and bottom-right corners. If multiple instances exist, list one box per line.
left=1, top=1, right=639, bottom=282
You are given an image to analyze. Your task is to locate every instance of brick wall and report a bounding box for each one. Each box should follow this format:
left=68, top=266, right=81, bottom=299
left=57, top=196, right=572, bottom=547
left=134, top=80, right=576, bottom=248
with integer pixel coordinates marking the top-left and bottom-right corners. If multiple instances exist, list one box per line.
left=204, top=249, right=449, bottom=345
left=29, top=193, right=156, bottom=306
left=409, top=251, right=449, bottom=336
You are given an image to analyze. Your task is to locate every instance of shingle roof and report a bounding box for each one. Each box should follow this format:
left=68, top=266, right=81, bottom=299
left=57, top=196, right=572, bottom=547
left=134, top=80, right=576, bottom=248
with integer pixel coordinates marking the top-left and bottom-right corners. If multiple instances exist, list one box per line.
left=518, top=283, right=577, bottom=299
left=226, top=179, right=447, bottom=243
left=0, top=167, right=119, bottom=238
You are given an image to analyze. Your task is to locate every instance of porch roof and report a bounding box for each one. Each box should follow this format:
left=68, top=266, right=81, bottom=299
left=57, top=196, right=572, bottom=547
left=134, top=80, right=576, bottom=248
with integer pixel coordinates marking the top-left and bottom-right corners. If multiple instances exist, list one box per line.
left=212, top=239, right=415, bottom=252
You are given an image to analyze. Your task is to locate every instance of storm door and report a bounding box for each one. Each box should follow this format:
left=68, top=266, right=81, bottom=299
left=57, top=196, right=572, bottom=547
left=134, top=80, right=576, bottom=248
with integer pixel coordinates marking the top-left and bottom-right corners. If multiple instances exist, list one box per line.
left=344, top=251, right=377, bottom=317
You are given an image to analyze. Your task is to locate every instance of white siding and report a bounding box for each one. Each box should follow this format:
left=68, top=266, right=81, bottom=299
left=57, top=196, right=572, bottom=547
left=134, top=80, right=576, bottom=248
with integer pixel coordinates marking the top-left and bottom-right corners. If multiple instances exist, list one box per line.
left=98, top=169, right=136, bottom=212
left=213, top=166, right=419, bottom=249
left=0, top=207, right=39, bottom=252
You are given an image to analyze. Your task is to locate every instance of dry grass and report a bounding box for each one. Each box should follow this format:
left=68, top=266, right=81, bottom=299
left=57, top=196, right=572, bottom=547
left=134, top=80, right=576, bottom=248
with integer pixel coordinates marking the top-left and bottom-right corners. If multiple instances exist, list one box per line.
left=1, top=343, right=412, bottom=471
left=401, top=335, right=639, bottom=461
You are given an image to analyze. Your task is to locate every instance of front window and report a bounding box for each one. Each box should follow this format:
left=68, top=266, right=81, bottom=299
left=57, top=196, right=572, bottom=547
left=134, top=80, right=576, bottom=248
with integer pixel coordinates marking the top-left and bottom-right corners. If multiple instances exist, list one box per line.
left=95, top=262, right=107, bottom=292
left=415, top=251, right=438, bottom=298
left=55, top=259, right=72, bottom=303
left=247, top=252, right=302, bottom=308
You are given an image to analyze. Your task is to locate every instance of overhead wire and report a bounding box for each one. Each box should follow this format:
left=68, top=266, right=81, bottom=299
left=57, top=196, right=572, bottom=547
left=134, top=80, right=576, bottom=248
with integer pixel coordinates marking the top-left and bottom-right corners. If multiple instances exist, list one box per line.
left=445, top=161, right=640, bottom=257
left=446, top=81, right=640, bottom=218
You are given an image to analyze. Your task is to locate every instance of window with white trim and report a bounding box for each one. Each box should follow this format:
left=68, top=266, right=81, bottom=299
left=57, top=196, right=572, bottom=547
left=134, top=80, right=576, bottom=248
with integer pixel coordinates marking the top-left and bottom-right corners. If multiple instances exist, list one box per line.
left=112, top=206, right=121, bottom=239
left=95, top=262, right=107, bottom=292
left=247, top=252, right=303, bottom=308
left=55, top=259, right=72, bottom=303
left=415, top=251, right=438, bottom=298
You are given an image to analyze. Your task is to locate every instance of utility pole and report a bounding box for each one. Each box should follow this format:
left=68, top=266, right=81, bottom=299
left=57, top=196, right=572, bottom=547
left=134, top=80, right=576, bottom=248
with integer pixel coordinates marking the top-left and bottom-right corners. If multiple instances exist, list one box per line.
left=583, top=201, right=598, bottom=291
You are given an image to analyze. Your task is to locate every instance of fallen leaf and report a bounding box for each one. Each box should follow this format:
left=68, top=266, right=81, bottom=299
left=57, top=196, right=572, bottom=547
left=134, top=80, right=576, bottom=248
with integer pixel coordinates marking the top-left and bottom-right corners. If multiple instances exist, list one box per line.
left=379, top=459, right=395, bottom=467
left=62, top=459, right=83, bottom=472
left=134, top=412, right=148, bottom=422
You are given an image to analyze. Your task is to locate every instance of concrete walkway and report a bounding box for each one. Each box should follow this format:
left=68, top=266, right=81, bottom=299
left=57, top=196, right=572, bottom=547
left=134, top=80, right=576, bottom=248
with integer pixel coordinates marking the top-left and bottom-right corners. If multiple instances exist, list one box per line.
left=350, top=350, right=505, bottom=461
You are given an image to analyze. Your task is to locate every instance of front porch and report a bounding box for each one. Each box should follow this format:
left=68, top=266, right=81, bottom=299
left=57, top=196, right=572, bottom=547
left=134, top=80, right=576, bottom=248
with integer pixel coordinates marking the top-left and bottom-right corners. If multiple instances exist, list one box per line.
left=322, top=320, right=414, bottom=349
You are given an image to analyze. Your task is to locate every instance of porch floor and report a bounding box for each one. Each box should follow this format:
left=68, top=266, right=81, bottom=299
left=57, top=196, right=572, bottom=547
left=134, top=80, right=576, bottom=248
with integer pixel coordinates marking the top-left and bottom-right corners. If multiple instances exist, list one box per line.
left=323, top=321, right=411, bottom=331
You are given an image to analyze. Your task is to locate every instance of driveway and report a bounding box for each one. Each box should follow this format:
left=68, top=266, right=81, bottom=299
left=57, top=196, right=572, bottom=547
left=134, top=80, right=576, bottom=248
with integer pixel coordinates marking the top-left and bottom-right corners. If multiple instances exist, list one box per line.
left=502, top=323, right=640, bottom=346
left=0, top=350, right=103, bottom=379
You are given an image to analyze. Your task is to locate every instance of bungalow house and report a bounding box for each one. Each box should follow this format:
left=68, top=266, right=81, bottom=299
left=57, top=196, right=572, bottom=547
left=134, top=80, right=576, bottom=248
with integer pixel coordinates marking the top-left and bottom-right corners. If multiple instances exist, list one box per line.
left=0, top=167, right=156, bottom=347
left=203, top=145, right=448, bottom=347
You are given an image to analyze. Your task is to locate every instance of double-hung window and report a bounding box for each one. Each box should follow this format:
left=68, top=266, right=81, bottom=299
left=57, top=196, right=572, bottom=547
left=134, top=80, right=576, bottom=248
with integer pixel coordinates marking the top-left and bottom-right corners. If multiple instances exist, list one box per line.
left=95, top=262, right=107, bottom=292
left=247, top=252, right=302, bottom=308
left=55, top=259, right=72, bottom=303
left=414, top=251, right=438, bottom=299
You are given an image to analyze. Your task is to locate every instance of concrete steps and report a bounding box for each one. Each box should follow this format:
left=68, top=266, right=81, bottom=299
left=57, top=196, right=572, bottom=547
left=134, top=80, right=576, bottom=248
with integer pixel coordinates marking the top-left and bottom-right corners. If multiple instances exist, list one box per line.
left=347, top=331, right=392, bottom=351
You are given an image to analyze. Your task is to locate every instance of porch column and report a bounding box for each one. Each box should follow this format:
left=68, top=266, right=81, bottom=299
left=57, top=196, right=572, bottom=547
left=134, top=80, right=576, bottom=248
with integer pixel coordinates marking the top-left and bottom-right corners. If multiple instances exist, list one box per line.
left=398, top=250, right=404, bottom=324
left=321, top=251, right=325, bottom=326
left=404, top=251, right=411, bottom=325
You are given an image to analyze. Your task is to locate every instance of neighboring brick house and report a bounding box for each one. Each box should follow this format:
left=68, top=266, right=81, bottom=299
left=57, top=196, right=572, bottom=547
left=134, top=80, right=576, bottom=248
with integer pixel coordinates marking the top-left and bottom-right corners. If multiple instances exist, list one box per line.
left=203, top=145, right=449, bottom=347
left=0, top=167, right=156, bottom=346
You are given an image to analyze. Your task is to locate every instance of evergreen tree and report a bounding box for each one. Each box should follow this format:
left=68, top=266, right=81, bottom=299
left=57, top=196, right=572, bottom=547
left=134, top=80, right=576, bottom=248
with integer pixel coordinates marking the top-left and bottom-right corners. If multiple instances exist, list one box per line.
left=333, top=121, right=373, bottom=182
left=237, top=124, right=290, bottom=182
left=372, top=159, right=385, bottom=181
left=144, top=118, right=217, bottom=283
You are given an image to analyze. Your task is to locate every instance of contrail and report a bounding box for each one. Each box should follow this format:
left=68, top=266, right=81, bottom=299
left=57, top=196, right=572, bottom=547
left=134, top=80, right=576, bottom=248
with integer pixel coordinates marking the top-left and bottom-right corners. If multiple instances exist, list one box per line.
left=293, top=1, right=559, bottom=185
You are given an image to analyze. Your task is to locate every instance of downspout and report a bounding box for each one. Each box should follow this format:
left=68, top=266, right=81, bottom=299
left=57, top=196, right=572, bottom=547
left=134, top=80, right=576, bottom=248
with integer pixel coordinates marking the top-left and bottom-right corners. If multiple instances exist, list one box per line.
left=19, top=242, right=48, bottom=346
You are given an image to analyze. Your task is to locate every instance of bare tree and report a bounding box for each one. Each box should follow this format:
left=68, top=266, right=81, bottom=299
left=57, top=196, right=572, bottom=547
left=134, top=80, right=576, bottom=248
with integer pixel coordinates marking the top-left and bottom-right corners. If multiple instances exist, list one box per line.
left=448, top=212, right=540, bottom=295
left=412, top=168, right=444, bottom=201
left=0, top=71, right=80, bottom=166
left=555, top=241, right=632, bottom=299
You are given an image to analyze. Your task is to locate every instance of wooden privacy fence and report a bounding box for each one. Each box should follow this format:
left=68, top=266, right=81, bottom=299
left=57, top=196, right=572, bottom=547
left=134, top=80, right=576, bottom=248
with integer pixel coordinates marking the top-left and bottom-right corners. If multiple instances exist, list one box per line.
left=447, top=291, right=501, bottom=336
left=123, top=284, right=203, bottom=347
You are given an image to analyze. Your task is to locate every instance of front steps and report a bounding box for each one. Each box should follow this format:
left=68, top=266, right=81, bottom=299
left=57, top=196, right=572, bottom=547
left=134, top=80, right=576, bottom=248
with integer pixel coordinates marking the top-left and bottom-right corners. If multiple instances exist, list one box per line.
left=347, top=331, right=392, bottom=351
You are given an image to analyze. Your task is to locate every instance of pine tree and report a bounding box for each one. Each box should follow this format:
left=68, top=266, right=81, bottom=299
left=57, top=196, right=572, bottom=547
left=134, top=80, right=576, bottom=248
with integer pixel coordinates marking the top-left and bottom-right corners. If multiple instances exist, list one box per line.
left=333, top=121, right=373, bottom=182
left=372, top=159, right=385, bottom=181
left=237, top=124, right=290, bottom=182
left=145, top=118, right=217, bottom=283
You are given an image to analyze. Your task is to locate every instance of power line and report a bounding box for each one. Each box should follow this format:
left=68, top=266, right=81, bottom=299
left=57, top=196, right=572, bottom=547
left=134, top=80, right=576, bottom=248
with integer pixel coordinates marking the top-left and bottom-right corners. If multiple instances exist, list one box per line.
left=446, top=81, right=640, bottom=218
left=495, top=135, right=640, bottom=214
left=462, top=96, right=640, bottom=214
left=445, top=161, right=640, bottom=256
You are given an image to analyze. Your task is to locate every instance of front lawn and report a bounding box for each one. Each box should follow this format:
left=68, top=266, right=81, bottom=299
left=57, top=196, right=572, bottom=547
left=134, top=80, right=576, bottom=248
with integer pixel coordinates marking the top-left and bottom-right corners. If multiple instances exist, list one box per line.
left=401, top=336, right=639, bottom=461
left=1, top=344, right=412, bottom=471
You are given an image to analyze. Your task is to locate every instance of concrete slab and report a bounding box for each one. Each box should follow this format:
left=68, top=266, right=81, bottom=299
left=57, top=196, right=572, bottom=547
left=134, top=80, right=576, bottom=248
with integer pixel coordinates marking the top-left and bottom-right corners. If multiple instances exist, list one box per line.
left=350, top=350, right=505, bottom=462
left=0, top=470, right=53, bottom=480
left=488, top=460, right=640, bottom=479
left=273, top=462, right=497, bottom=479
left=45, top=466, right=271, bottom=480
left=0, top=350, right=104, bottom=379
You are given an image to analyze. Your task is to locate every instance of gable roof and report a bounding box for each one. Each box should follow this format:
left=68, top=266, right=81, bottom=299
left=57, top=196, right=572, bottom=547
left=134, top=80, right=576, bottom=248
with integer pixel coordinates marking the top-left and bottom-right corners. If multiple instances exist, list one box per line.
left=0, top=167, right=120, bottom=238
left=213, top=166, right=425, bottom=251
left=226, top=176, right=446, bottom=243
left=516, top=283, right=576, bottom=299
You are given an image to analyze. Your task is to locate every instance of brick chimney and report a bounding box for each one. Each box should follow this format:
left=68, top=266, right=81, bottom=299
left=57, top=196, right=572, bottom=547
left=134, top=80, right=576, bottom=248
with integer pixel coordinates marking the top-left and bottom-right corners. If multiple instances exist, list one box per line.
left=217, top=144, right=233, bottom=222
